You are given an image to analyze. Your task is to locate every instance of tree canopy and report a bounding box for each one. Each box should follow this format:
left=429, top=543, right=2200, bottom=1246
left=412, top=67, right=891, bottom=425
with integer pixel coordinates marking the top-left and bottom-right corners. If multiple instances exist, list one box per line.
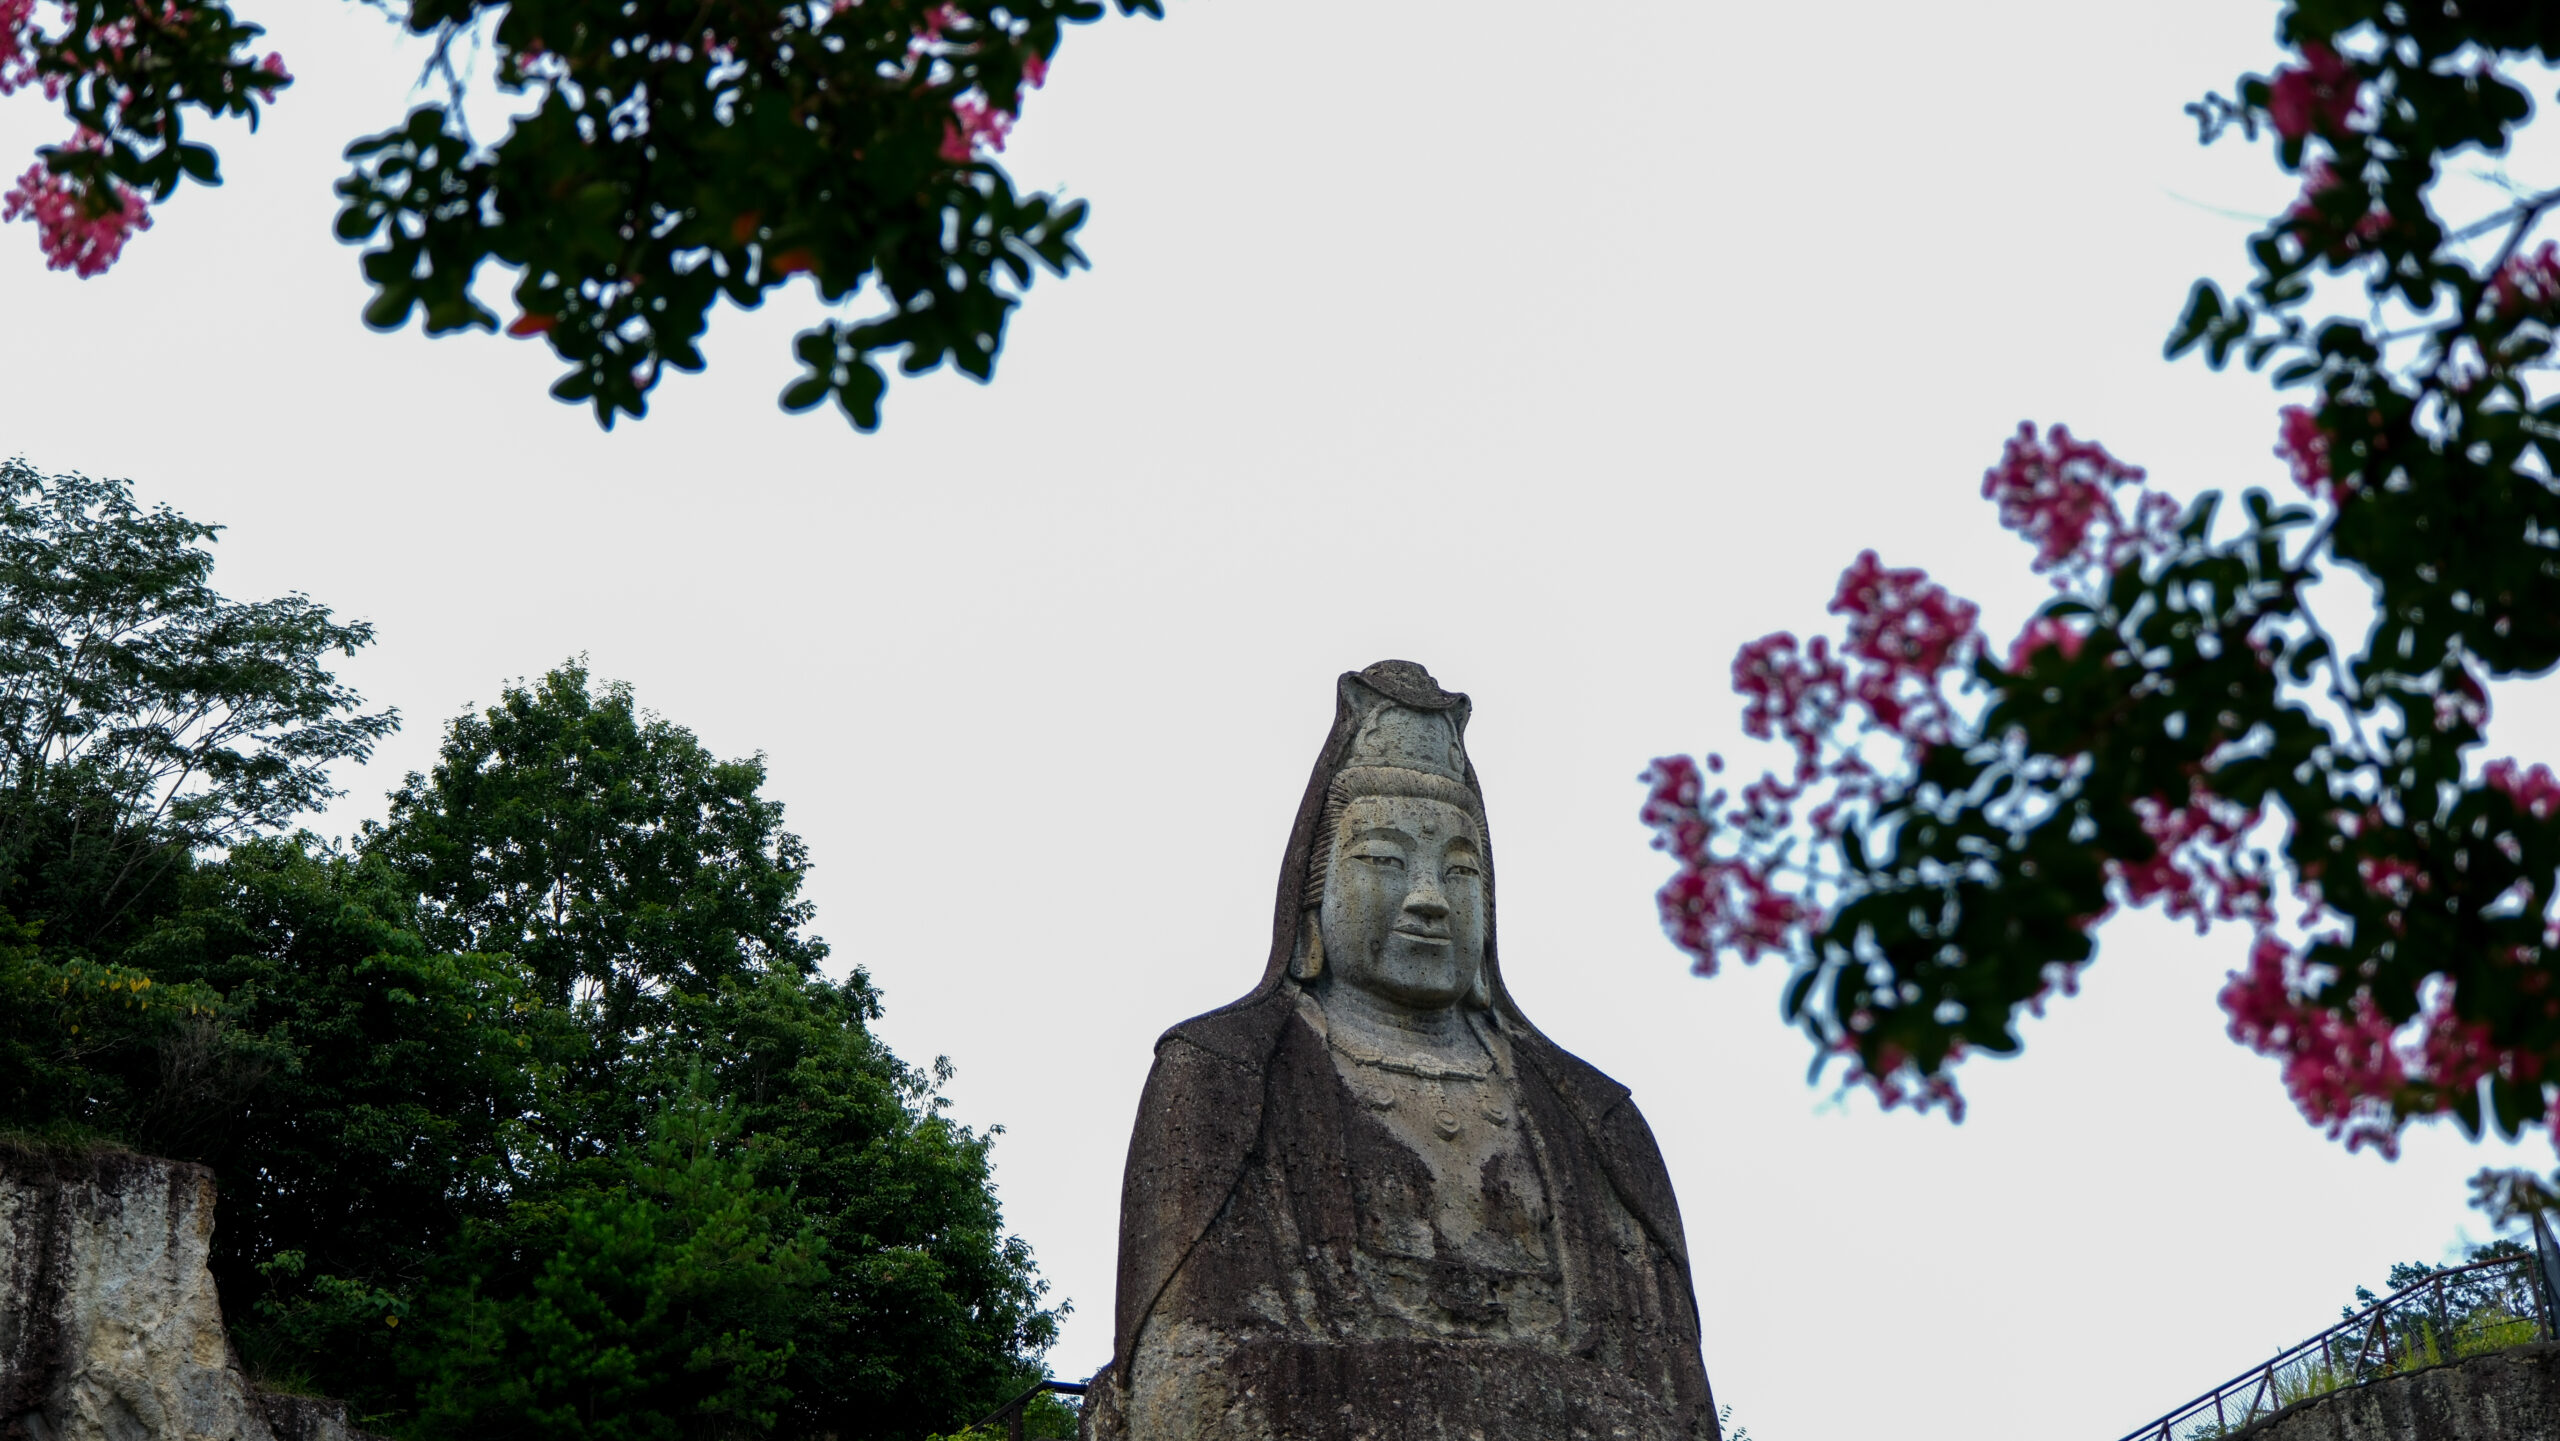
left=0, top=457, right=395, bottom=952
left=0, top=458, right=1063, bottom=1439
left=2, top=0, right=1157, bottom=429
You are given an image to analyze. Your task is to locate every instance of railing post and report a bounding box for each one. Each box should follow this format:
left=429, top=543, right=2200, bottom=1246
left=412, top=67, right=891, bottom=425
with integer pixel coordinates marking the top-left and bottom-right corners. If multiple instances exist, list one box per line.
left=2535, top=1210, right=2560, bottom=1343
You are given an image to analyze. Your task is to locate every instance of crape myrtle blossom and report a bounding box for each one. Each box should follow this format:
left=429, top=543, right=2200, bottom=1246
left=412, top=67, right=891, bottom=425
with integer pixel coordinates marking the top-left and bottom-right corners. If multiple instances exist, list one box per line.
left=1648, top=417, right=2560, bottom=1149
left=0, top=0, right=287, bottom=271
left=2275, top=405, right=2338, bottom=502
left=1646, top=420, right=2429, bottom=1123
left=3, top=131, right=149, bottom=277
left=907, top=2, right=1047, bottom=165
left=2221, top=932, right=2544, bottom=1159
left=5, top=0, right=1131, bottom=432
left=2285, top=158, right=2390, bottom=262
left=2218, top=932, right=2407, bottom=1154
left=2266, top=40, right=2362, bottom=142
left=1653, top=17, right=2560, bottom=1203
left=940, top=94, right=1013, bottom=163
left=1646, top=426, right=2170, bottom=1114
left=1980, top=421, right=2178, bottom=585
left=2491, top=241, right=2560, bottom=318
left=2, top=0, right=51, bottom=97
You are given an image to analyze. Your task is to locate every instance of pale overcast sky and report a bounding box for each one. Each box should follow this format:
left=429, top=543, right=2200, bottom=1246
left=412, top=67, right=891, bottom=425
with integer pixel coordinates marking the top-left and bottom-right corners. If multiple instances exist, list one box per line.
left=4, top=3, right=2554, bottom=1438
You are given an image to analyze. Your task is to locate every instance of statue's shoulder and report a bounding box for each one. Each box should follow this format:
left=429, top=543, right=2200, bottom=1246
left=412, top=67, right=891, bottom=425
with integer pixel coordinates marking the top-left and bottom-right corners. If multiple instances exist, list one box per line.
left=1151, top=984, right=1299, bottom=1072
left=1505, top=1019, right=1690, bottom=1268
left=1505, top=1021, right=1635, bottom=1118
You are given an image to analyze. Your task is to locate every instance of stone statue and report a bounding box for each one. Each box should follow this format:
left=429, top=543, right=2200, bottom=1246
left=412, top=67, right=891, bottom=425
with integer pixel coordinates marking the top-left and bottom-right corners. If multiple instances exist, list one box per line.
left=1079, top=662, right=1716, bottom=1441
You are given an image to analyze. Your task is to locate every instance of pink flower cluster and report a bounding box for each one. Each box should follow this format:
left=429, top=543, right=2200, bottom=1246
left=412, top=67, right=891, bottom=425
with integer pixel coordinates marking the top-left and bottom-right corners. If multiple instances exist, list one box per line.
left=2204, top=762, right=2560, bottom=1156
left=2005, top=614, right=2085, bottom=671
left=2113, top=786, right=2272, bottom=932
left=1839, top=1041, right=1968, bottom=1123
left=2492, top=242, right=2560, bottom=317
left=1647, top=418, right=2560, bottom=1145
left=2275, top=405, right=2339, bottom=502
left=1828, top=549, right=1981, bottom=742
left=2268, top=41, right=2362, bottom=141
left=1, top=0, right=282, bottom=275
left=3, top=139, right=151, bottom=278
left=1648, top=553, right=1985, bottom=991
left=1734, top=632, right=1845, bottom=772
left=2221, top=936, right=2545, bottom=1156
left=939, top=94, right=1011, bottom=163
left=905, top=4, right=1050, bottom=166
left=2219, top=934, right=2406, bottom=1153
left=1640, top=755, right=1801, bottom=974
left=2490, top=759, right=2560, bottom=821
left=1981, top=422, right=2176, bottom=587
left=2287, top=160, right=2389, bottom=260
left=2, top=0, right=46, bottom=96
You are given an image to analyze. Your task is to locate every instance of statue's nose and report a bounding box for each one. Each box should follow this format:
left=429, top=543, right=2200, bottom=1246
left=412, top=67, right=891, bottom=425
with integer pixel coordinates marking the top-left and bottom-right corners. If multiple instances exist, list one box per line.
left=1404, top=885, right=1450, bottom=920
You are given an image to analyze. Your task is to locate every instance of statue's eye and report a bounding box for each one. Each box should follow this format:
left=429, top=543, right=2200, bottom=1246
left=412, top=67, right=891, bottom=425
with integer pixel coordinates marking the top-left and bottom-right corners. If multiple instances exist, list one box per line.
left=1351, top=847, right=1405, bottom=869
left=1448, top=860, right=1482, bottom=880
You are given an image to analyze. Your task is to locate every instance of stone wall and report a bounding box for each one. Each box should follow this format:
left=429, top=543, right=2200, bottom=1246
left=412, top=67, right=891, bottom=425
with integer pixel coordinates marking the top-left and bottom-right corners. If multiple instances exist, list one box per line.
left=2236, top=1343, right=2560, bottom=1440
left=0, top=1143, right=374, bottom=1441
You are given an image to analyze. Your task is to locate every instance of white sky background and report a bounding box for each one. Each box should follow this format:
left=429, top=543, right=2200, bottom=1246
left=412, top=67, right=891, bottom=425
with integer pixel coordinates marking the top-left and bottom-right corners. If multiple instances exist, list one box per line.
left=9, top=1, right=2560, bottom=1436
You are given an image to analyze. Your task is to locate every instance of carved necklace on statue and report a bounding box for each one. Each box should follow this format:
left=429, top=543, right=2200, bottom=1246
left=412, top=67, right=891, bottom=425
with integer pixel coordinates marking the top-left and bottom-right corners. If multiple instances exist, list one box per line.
left=1321, top=1020, right=1513, bottom=1142
left=1325, top=1029, right=1495, bottom=1082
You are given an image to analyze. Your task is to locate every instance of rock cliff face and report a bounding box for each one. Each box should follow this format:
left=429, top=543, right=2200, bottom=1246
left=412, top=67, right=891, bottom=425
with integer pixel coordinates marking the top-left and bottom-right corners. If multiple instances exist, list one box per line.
left=0, top=1145, right=373, bottom=1441
left=2234, top=1343, right=2560, bottom=1440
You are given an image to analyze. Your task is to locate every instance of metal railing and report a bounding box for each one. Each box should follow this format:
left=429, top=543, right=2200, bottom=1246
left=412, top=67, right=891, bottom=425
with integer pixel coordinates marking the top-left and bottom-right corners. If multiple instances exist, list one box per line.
left=2116, top=1246, right=2553, bottom=1441
left=965, top=1377, right=1089, bottom=1441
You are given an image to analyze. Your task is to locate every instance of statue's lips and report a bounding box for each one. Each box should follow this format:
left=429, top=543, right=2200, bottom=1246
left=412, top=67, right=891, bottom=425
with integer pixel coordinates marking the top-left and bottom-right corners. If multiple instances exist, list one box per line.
left=1390, top=928, right=1451, bottom=944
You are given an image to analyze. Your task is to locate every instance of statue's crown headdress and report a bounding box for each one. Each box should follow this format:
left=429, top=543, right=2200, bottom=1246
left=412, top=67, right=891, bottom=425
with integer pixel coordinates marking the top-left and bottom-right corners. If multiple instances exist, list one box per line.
left=1330, top=660, right=1480, bottom=814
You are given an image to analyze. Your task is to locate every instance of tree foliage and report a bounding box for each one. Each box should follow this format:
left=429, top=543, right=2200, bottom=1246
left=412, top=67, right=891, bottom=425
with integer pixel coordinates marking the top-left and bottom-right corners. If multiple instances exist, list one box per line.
left=368, top=663, right=825, bottom=1032
left=0, top=458, right=395, bottom=951
left=0, top=463, right=1061, bottom=1438
left=1641, top=1, right=2560, bottom=1213
left=4, top=0, right=1158, bottom=428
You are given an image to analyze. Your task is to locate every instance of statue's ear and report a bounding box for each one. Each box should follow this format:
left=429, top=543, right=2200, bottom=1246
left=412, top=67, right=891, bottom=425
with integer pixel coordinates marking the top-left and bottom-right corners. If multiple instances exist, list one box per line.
left=1465, top=964, right=1491, bottom=1010
left=1290, top=907, right=1326, bottom=981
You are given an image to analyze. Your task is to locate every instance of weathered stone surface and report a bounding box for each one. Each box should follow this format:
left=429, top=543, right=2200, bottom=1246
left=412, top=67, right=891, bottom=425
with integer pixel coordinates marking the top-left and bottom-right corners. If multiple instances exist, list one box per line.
left=1, top=1144, right=271, bottom=1441
left=1087, top=663, right=1716, bottom=1441
left=249, top=1393, right=373, bottom=1441
left=2233, top=1344, right=2560, bottom=1440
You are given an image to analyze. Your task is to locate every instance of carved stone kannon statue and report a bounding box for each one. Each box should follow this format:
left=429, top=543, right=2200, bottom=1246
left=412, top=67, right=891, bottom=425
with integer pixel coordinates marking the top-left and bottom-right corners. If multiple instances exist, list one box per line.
left=1079, top=662, right=1717, bottom=1441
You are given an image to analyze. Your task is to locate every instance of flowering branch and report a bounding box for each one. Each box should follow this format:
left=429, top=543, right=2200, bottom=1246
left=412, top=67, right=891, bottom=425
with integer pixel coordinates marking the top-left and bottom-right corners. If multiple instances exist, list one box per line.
left=3, top=0, right=1155, bottom=430
left=1652, top=6, right=2560, bottom=1212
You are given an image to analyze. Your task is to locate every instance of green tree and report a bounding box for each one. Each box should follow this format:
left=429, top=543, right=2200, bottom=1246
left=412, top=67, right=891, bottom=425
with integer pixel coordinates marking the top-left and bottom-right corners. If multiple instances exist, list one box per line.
left=368, top=663, right=824, bottom=1032
left=369, top=665, right=1062, bottom=1437
left=659, top=973, right=1061, bottom=1438
left=0, top=457, right=394, bottom=954
left=108, top=836, right=571, bottom=1411
left=411, top=1095, right=821, bottom=1441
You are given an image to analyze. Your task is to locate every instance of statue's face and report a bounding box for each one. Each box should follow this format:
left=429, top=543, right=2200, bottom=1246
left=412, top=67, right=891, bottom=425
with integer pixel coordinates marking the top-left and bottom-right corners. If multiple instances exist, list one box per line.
left=1319, top=794, right=1488, bottom=1013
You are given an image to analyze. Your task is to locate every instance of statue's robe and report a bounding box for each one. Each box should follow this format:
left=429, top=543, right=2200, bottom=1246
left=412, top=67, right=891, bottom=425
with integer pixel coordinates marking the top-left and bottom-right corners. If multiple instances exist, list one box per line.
left=1080, top=984, right=1715, bottom=1441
